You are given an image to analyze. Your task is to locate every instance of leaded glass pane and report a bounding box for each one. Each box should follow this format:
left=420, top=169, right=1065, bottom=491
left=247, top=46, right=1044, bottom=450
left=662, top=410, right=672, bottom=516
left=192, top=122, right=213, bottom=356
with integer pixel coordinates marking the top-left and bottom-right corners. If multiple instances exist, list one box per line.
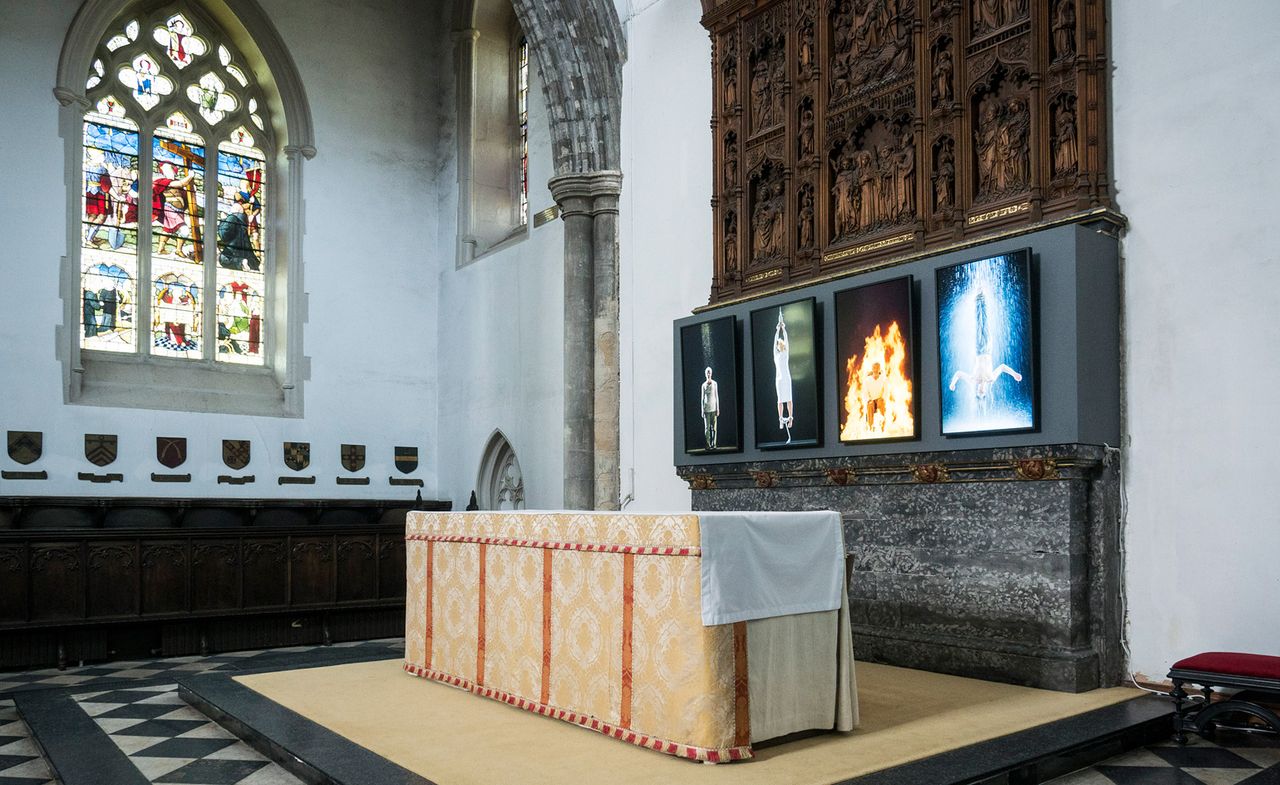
left=186, top=72, right=237, bottom=125
left=152, top=123, right=204, bottom=266
left=153, top=14, right=207, bottom=70
left=87, top=59, right=105, bottom=90
left=118, top=53, right=173, bottom=111
left=151, top=124, right=205, bottom=358
left=81, top=113, right=140, bottom=353
left=151, top=268, right=202, bottom=357
left=215, top=135, right=266, bottom=365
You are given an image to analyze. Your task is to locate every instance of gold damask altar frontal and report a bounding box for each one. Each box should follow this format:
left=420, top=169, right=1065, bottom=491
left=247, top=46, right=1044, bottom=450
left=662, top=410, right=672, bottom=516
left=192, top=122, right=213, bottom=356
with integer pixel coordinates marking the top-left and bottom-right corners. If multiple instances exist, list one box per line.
left=404, top=511, right=856, bottom=762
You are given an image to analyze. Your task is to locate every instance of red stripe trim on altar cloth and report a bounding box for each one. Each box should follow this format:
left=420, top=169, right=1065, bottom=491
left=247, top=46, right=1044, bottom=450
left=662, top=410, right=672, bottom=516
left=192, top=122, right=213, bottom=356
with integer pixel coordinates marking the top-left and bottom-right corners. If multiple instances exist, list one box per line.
left=401, top=661, right=754, bottom=762
left=476, top=542, right=487, bottom=686
left=541, top=548, right=553, bottom=705
left=621, top=552, right=634, bottom=729
left=424, top=540, right=434, bottom=670
left=733, top=621, right=750, bottom=747
left=405, top=534, right=700, bottom=557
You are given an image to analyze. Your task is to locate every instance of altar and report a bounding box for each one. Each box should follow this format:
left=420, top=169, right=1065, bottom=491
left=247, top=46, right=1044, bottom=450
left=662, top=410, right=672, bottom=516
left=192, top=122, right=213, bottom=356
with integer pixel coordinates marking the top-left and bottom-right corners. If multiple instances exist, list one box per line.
left=403, top=510, right=858, bottom=761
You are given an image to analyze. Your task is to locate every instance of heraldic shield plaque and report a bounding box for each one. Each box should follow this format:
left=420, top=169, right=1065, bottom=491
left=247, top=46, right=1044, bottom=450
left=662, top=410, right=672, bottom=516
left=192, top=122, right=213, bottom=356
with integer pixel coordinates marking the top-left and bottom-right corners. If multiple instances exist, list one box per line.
left=6, top=431, right=42, bottom=465
left=284, top=441, right=310, bottom=471
left=223, top=439, right=251, bottom=470
left=394, top=446, right=418, bottom=473
left=85, top=434, right=118, bottom=466
left=341, top=444, right=366, bottom=472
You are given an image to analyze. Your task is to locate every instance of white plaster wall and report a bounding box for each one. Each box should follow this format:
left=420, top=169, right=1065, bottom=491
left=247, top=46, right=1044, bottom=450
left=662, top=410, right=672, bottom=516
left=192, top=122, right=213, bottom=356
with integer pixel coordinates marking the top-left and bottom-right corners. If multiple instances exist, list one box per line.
left=1114, top=2, right=1280, bottom=677
left=616, top=0, right=711, bottom=511
left=0, top=0, right=441, bottom=500
left=433, top=51, right=566, bottom=511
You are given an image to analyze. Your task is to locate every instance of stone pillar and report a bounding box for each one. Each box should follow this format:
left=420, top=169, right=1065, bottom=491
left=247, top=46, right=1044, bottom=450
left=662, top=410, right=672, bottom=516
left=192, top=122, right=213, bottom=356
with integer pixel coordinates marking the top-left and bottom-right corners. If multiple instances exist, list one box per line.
left=550, top=171, right=623, bottom=510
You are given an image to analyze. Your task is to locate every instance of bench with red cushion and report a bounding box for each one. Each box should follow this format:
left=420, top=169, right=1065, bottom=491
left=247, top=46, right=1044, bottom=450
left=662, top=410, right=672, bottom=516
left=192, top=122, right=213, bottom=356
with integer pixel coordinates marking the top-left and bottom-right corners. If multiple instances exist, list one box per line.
left=1167, top=651, right=1280, bottom=744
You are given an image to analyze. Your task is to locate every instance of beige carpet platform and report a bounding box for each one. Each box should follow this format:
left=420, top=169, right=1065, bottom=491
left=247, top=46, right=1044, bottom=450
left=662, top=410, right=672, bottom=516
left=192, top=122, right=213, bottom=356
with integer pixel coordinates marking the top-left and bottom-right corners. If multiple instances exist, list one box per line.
left=237, top=659, right=1137, bottom=785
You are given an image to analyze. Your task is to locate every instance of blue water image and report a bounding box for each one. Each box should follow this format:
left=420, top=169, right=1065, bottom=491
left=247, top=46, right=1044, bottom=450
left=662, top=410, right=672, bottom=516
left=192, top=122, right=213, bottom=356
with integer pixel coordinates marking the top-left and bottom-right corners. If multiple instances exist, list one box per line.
left=937, top=254, right=1035, bottom=434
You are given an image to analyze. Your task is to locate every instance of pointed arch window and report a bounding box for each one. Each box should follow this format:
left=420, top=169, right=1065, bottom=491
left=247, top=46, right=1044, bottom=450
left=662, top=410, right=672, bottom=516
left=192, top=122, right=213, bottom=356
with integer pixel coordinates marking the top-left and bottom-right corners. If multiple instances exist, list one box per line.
left=58, top=1, right=312, bottom=416
left=78, top=9, right=271, bottom=367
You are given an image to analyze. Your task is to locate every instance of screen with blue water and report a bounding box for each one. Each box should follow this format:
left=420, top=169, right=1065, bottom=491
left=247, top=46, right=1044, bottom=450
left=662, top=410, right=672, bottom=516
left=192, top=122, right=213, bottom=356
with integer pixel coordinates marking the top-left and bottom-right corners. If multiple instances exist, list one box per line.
left=936, top=250, right=1036, bottom=435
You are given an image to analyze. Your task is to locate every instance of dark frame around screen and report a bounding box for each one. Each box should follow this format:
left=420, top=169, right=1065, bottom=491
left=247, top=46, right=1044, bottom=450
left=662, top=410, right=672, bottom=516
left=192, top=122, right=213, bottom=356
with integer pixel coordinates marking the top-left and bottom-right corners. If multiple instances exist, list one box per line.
left=750, top=297, right=821, bottom=450
left=835, top=275, right=918, bottom=445
left=679, top=315, right=742, bottom=454
left=935, top=248, right=1038, bottom=437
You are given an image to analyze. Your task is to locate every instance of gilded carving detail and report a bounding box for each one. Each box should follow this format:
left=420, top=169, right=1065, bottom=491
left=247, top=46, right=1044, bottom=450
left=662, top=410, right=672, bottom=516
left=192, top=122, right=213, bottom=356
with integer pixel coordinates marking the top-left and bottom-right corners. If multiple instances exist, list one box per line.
left=973, top=69, right=1031, bottom=202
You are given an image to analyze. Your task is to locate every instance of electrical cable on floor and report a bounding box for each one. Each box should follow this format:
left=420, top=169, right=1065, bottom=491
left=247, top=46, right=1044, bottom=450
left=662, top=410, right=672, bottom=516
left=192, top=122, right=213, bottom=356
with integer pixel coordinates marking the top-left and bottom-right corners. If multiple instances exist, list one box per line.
left=1105, top=442, right=1191, bottom=702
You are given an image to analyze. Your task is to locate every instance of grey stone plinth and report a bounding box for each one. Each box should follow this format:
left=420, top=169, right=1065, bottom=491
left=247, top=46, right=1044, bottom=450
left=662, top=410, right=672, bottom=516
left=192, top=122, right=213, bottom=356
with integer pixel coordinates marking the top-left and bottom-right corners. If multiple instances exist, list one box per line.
left=678, top=444, right=1122, bottom=692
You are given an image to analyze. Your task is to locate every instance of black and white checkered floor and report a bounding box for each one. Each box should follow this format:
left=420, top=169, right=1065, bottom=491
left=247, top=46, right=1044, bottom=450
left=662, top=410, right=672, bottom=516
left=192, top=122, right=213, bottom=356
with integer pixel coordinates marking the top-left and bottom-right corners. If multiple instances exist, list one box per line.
left=0, top=699, right=55, bottom=785
left=0, top=638, right=403, bottom=785
left=3, top=638, right=1277, bottom=785
left=1048, top=730, right=1280, bottom=785
left=0, top=638, right=402, bottom=696
left=72, top=684, right=298, bottom=785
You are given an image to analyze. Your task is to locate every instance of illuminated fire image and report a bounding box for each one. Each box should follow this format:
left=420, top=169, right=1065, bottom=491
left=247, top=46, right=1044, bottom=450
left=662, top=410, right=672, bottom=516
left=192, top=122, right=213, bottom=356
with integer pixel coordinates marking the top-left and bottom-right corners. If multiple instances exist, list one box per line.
left=840, top=321, right=914, bottom=440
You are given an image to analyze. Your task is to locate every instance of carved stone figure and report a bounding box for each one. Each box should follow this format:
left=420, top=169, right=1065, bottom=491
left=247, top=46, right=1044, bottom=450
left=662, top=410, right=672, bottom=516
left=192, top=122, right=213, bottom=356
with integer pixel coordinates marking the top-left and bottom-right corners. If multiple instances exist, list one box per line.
left=932, top=48, right=953, bottom=106
left=798, top=18, right=815, bottom=76
left=974, top=0, right=1001, bottom=34
left=1002, top=0, right=1027, bottom=26
left=1001, top=97, right=1030, bottom=190
left=797, top=184, right=815, bottom=249
left=751, top=58, right=772, bottom=130
left=753, top=180, right=784, bottom=260
left=894, top=131, right=915, bottom=219
left=722, top=39, right=738, bottom=110
left=832, top=153, right=858, bottom=238
left=975, top=94, right=1002, bottom=193
left=724, top=211, right=738, bottom=270
left=1053, top=102, right=1077, bottom=177
left=934, top=142, right=955, bottom=212
left=857, top=149, right=878, bottom=228
left=830, top=1, right=855, bottom=102
left=724, top=137, right=738, bottom=188
left=1052, top=0, right=1076, bottom=60
left=799, top=106, right=815, bottom=159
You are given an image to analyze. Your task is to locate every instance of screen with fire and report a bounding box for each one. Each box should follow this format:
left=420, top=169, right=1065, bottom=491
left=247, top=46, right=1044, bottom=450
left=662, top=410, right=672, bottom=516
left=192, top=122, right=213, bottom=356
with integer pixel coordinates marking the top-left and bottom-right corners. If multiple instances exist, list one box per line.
left=936, top=250, right=1037, bottom=436
left=835, top=276, right=917, bottom=443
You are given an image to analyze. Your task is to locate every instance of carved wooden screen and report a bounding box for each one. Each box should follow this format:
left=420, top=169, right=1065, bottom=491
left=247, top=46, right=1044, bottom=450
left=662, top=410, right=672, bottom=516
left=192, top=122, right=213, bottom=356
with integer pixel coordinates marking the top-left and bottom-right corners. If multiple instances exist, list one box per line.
left=701, top=0, right=1107, bottom=304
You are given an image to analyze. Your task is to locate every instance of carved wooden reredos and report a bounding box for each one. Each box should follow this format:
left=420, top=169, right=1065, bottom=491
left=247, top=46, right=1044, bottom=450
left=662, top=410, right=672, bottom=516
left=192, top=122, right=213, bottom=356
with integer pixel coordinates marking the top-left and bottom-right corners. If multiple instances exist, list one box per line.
left=701, top=0, right=1108, bottom=304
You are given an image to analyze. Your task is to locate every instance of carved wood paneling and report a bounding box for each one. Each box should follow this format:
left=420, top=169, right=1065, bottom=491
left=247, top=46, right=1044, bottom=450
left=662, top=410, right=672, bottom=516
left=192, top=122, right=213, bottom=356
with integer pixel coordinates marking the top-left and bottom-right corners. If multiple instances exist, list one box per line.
left=31, top=543, right=85, bottom=621
left=243, top=539, right=288, bottom=608
left=141, top=541, right=188, bottom=615
left=702, top=0, right=1108, bottom=303
left=290, top=537, right=336, bottom=606
left=192, top=540, right=241, bottom=612
left=0, top=546, right=26, bottom=624
left=336, top=536, right=377, bottom=603
left=378, top=536, right=407, bottom=600
left=87, top=543, right=138, bottom=618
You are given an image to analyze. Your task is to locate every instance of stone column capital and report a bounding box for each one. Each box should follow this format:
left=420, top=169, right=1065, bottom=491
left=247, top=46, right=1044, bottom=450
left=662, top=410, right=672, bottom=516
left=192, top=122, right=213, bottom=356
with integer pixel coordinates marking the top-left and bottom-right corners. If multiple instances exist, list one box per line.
left=549, top=171, right=623, bottom=217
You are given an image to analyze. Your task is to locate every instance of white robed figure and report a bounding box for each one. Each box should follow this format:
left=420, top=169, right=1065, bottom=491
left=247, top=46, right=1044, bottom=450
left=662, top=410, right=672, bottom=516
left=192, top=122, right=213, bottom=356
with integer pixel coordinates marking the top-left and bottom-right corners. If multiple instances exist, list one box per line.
left=774, top=310, right=794, bottom=443
left=948, top=291, right=1023, bottom=405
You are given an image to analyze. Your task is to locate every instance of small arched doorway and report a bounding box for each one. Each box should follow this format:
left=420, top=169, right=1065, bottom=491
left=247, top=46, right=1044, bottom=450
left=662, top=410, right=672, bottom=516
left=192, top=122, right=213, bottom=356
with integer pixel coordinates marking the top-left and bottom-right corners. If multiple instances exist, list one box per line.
left=476, top=431, right=525, bottom=510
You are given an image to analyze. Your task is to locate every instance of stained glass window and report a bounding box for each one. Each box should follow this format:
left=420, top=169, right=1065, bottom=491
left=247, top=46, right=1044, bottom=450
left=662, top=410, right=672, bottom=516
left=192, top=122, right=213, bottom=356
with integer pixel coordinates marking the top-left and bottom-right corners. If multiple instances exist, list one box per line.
left=517, top=37, right=529, bottom=226
left=78, top=5, right=273, bottom=368
left=215, top=129, right=267, bottom=364
left=81, top=99, right=140, bottom=353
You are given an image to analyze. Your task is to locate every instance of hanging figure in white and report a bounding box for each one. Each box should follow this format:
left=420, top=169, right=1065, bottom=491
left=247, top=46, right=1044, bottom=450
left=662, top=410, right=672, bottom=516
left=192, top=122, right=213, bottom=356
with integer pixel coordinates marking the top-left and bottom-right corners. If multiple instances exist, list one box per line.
left=773, top=309, right=794, bottom=443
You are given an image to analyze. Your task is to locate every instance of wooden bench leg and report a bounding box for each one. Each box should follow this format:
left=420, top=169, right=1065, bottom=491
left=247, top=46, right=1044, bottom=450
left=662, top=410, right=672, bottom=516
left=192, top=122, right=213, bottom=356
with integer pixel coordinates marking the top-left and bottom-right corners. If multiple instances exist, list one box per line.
left=1171, top=679, right=1190, bottom=744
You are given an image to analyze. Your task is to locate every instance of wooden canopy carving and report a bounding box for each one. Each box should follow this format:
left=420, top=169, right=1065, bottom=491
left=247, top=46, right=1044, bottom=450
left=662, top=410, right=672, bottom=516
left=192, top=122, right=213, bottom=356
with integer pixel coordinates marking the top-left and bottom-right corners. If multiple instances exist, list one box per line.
left=702, top=0, right=1108, bottom=304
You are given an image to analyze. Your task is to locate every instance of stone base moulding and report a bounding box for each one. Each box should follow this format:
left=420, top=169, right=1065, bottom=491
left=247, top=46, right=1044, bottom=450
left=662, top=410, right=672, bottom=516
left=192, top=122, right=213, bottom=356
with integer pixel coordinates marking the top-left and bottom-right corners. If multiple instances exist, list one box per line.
left=676, top=443, right=1123, bottom=693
